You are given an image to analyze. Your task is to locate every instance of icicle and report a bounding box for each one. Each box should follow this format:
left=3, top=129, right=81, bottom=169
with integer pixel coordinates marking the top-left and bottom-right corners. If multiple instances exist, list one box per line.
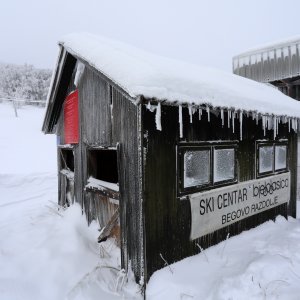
left=74, top=61, right=85, bottom=87
left=155, top=102, right=162, bottom=131
left=147, top=101, right=151, bottom=110
left=256, top=113, right=259, bottom=125
left=179, top=105, right=183, bottom=138
left=227, top=110, right=231, bottom=128
left=206, top=106, right=210, bottom=122
left=199, top=108, right=202, bottom=120
left=276, top=116, right=279, bottom=136
left=188, top=105, right=193, bottom=123
left=262, top=115, right=266, bottom=136
left=239, top=111, right=243, bottom=141
left=293, top=118, right=296, bottom=132
left=232, top=111, right=235, bottom=133
left=146, top=101, right=156, bottom=112
left=288, top=118, right=291, bottom=132
left=269, top=116, right=272, bottom=130
left=273, top=116, right=276, bottom=140
left=221, top=109, right=224, bottom=127
left=252, top=112, right=255, bottom=121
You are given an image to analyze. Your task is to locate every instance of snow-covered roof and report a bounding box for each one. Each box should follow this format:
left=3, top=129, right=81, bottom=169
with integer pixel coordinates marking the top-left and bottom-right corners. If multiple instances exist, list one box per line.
left=232, top=36, right=300, bottom=83
left=233, top=35, right=300, bottom=58
left=59, top=33, right=300, bottom=120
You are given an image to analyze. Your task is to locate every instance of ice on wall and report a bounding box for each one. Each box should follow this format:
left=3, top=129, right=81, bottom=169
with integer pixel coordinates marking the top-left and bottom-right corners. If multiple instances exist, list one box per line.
left=184, top=150, right=210, bottom=188
left=213, top=149, right=235, bottom=183
left=74, top=61, right=85, bottom=87
left=275, top=145, right=287, bottom=170
left=259, top=146, right=273, bottom=173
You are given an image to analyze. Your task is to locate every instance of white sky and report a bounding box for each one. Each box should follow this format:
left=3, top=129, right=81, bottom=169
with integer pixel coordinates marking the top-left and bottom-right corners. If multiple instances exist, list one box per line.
left=0, top=0, right=299, bottom=72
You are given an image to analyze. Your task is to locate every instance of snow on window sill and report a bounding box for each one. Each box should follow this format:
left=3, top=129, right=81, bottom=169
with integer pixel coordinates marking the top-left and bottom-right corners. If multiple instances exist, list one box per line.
left=85, top=176, right=119, bottom=192
left=60, top=169, right=74, bottom=180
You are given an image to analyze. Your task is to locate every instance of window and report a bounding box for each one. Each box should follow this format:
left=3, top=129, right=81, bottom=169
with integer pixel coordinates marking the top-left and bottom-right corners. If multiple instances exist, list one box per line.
left=275, top=145, right=287, bottom=170
left=179, top=143, right=237, bottom=194
left=259, top=146, right=273, bottom=174
left=88, top=149, right=118, bottom=183
left=213, top=148, right=235, bottom=183
left=60, top=148, right=74, bottom=172
left=184, top=149, right=210, bottom=188
left=257, top=142, right=288, bottom=177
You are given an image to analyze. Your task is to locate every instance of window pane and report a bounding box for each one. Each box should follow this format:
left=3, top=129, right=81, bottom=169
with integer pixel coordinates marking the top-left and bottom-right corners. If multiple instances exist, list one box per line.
left=213, top=148, right=235, bottom=183
left=259, top=146, right=273, bottom=173
left=275, top=145, right=287, bottom=170
left=184, top=150, right=210, bottom=188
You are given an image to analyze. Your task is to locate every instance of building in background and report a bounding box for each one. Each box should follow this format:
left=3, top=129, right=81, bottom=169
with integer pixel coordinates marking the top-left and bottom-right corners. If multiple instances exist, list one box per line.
left=233, top=36, right=300, bottom=198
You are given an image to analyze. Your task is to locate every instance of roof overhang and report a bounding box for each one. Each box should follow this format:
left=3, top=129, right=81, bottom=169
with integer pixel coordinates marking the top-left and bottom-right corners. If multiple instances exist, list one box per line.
left=42, top=47, right=77, bottom=134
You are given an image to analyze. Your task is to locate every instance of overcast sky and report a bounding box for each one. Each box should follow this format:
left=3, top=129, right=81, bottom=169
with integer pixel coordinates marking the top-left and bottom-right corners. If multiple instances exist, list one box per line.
left=0, top=0, right=299, bottom=72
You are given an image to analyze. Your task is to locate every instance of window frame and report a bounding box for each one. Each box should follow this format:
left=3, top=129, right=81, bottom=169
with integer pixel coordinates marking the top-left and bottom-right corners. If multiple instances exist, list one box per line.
left=256, top=141, right=288, bottom=178
left=87, top=147, right=119, bottom=184
left=59, top=146, right=75, bottom=173
left=178, top=141, right=238, bottom=196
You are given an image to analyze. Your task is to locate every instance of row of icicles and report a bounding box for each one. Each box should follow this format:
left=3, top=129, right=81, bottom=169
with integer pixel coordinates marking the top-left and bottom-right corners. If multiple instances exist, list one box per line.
left=148, top=102, right=299, bottom=141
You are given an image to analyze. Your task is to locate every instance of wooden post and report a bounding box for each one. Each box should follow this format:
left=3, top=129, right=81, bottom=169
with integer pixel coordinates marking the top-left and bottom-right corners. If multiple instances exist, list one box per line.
left=12, top=99, right=18, bottom=118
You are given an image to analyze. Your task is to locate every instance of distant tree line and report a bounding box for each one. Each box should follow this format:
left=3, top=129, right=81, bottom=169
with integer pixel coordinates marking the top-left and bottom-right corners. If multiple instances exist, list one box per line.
left=0, top=63, right=52, bottom=103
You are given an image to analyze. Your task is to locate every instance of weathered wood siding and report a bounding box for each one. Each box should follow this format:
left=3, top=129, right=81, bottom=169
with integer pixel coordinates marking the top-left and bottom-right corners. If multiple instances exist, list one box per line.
left=77, top=66, right=144, bottom=281
left=111, top=89, right=144, bottom=281
left=143, top=104, right=297, bottom=281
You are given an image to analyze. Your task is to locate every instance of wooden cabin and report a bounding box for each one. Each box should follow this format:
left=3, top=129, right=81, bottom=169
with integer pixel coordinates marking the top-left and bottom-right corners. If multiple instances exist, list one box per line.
left=42, top=33, right=300, bottom=291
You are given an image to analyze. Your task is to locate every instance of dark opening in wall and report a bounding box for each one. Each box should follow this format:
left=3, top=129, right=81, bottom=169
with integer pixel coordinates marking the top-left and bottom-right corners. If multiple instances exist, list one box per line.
left=60, top=149, right=74, bottom=172
left=88, top=149, right=118, bottom=183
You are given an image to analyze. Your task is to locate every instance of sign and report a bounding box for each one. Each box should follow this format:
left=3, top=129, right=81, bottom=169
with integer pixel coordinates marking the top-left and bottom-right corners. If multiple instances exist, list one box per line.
left=190, top=173, right=290, bottom=240
left=64, top=90, right=79, bottom=144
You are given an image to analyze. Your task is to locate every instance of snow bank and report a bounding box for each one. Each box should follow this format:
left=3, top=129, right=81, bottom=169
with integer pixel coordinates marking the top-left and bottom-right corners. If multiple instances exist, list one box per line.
left=0, top=103, right=141, bottom=300
left=0, top=103, right=56, bottom=174
left=60, top=33, right=300, bottom=119
left=0, top=176, right=140, bottom=300
left=147, top=216, right=300, bottom=300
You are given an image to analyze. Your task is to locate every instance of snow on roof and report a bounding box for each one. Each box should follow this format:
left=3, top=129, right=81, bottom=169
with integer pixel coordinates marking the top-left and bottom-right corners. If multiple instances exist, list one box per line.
left=234, top=35, right=300, bottom=58
left=59, top=33, right=300, bottom=119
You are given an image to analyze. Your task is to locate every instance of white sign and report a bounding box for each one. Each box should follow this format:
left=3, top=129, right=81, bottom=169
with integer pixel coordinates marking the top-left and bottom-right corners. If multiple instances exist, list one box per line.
left=190, top=173, right=290, bottom=240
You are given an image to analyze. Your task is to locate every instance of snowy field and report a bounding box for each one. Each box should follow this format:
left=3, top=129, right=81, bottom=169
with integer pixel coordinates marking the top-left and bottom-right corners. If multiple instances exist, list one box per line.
left=1, top=102, right=300, bottom=300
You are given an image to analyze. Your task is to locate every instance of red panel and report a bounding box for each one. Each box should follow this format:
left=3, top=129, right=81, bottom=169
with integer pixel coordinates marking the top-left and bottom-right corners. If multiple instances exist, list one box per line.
left=64, top=89, right=79, bottom=144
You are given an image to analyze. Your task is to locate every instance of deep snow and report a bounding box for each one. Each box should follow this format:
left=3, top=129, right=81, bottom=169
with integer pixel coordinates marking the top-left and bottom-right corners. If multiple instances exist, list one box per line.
left=0, top=103, right=141, bottom=300
left=1, top=102, right=300, bottom=300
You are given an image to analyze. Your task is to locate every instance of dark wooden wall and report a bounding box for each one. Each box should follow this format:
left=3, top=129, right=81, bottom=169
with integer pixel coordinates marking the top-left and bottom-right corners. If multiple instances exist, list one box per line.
left=142, top=104, right=297, bottom=281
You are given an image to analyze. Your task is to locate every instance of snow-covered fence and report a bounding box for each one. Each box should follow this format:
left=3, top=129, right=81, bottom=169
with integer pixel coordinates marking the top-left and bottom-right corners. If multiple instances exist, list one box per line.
left=0, top=98, right=46, bottom=117
left=0, top=98, right=46, bottom=105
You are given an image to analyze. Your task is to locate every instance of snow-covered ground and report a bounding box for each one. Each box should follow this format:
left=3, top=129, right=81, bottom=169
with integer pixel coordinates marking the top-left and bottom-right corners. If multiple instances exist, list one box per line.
left=147, top=216, right=300, bottom=300
left=1, top=102, right=300, bottom=300
left=0, top=103, right=140, bottom=300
